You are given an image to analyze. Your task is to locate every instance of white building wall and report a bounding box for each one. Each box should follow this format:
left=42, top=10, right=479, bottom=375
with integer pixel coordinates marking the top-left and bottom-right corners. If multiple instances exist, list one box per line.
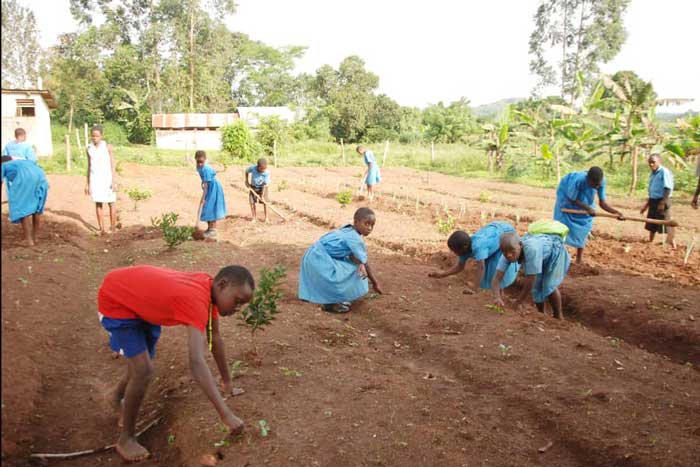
left=1, top=93, right=54, bottom=157
left=155, top=129, right=222, bottom=151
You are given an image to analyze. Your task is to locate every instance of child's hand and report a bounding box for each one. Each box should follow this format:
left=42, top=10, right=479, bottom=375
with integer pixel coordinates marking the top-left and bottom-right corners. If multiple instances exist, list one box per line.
left=373, top=282, right=384, bottom=294
left=494, top=297, right=506, bottom=309
left=245, top=181, right=251, bottom=188
left=357, top=264, right=368, bottom=279
left=220, top=410, right=244, bottom=435
left=639, top=205, right=647, bottom=214
left=586, top=207, right=596, bottom=216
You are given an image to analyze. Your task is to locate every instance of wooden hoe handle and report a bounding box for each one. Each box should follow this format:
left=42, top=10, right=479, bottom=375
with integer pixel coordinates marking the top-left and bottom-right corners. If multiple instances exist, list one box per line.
left=248, top=187, right=287, bottom=221
left=560, top=208, right=678, bottom=227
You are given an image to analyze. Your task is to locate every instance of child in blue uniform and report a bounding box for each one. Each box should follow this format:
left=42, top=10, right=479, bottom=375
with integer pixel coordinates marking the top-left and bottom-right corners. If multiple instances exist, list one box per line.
left=356, top=146, right=381, bottom=200
left=2, top=128, right=37, bottom=162
left=298, top=207, right=383, bottom=313
left=1, top=156, right=49, bottom=246
left=195, top=150, right=226, bottom=238
left=244, top=158, right=270, bottom=223
left=553, top=166, right=624, bottom=264
left=494, top=232, right=571, bottom=319
left=428, top=221, right=520, bottom=294
left=641, top=154, right=675, bottom=248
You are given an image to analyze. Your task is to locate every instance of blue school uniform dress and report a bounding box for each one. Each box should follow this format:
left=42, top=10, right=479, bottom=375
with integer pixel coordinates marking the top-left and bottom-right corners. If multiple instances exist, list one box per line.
left=497, top=234, right=570, bottom=303
left=460, top=221, right=520, bottom=289
left=197, top=163, right=226, bottom=222
left=298, top=225, right=369, bottom=304
left=553, top=170, right=605, bottom=248
left=1, top=159, right=49, bottom=223
left=2, top=141, right=37, bottom=162
left=364, top=151, right=381, bottom=186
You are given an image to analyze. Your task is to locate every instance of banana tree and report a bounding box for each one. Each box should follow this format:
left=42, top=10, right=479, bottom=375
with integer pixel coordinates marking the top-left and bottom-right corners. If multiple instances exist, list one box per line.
left=481, top=106, right=512, bottom=172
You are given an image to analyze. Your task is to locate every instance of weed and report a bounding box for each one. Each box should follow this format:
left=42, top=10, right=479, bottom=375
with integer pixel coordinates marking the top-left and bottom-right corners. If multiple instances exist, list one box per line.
left=485, top=304, right=505, bottom=314
left=240, top=266, right=287, bottom=354
left=167, top=434, right=175, bottom=445
left=479, top=191, right=492, bottom=203
left=498, top=343, right=512, bottom=358
left=126, top=187, right=152, bottom=210
left=436, top=211, right=455, bottom=235
left=280, top=367, right=302, bottom=377
left=277, top=179, right=289, bottom=191
left=336, top=189, right=353, bottom=207
left=151, top=212, right=193, bottom=249
left=230, top=360, right=248, bottom=379
left=258, top=419, right=270, bottom=437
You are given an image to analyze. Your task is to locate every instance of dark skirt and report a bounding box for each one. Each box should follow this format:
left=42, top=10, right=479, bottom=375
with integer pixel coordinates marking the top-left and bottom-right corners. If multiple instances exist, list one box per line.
left=248, top=185, right=265, bottom=204
left=644, top=198, right=671, bottom=233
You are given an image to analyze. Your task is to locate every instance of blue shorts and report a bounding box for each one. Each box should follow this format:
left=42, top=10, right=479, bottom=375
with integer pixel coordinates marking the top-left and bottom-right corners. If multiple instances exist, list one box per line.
left=99, top=313, right=162, bottom=359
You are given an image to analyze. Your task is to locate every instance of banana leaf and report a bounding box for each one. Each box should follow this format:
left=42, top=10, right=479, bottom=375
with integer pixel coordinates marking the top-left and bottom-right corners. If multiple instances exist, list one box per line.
left=541, top=143, right=553, bottom=160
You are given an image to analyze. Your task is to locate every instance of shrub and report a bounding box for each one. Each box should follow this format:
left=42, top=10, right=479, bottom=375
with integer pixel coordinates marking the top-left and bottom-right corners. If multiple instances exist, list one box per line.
left=126, top=187, right=152, bottom=210
left=277, top=179, right=289, bottom=192
left=240, top=266, right=287, bottom=354
left=220, top=120, right=258, bottom=165
left=336, top=190, right=353, bottom=206
left=257, top=116, right=289, bottom=156
left=151, top=212, right=193, bottom=249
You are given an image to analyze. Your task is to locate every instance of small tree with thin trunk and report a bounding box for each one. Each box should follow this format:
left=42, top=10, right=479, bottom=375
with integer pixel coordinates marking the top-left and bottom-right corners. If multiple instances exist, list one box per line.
left=240, top=266, right=287, bottom=355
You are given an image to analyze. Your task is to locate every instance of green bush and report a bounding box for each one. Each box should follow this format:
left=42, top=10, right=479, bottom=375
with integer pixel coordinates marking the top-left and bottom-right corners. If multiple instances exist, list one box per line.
left=220, top=120, right=258, bottom=165
left=336, top=190, right=353, bottom=206
left=240, top=266, right=287, bottom=354
left=257, top=116, right=289, bottom=156
left=151, top=212, right=193, bottom=249
left=126, top=187, right=152, bottom=210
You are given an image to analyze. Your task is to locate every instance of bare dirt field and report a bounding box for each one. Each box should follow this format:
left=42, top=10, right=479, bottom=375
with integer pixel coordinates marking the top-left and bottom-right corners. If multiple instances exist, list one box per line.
left=2, top=164, right=699, bottom=467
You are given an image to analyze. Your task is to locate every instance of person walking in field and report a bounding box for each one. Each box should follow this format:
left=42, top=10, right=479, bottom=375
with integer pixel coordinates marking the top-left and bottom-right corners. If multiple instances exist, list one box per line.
left=553, top=166, right=624, bottom=264
left=86, top=125, right=118, bottom=235
left=1, top=156, right=49, bottom=246
left=2, top=128, right=37, bottom=162
left=244, top=158, right=270, bottom=223
left=640, top=154, right=676, bottom=248
left=493, top=231, right=571, bottom=319
left=195, top=150, right=227, bottom=238
left=356, top=145, right=381, bottom=200
left=299, top=207, right=383, bottom=313
left=97, top=264, right=255, bottom=462
left=428, top=222, right=520, bottom=295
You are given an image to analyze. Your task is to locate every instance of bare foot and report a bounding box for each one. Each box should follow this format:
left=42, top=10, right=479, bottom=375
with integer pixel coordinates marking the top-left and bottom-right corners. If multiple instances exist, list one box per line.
left=250, top=218, right=257, bottom=223
left=262, top=218, right=268, bottom=223
left=115, top=436, right=150, bottom=462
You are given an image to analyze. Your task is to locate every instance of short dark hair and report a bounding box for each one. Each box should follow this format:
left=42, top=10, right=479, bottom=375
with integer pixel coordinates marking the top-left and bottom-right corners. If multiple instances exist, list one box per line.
left=195, top=150, right=206, bottom=159
left=214, top=265, right=255, bottom=290
left=587, top=166, right=604, bottom=185
left=447, top=230, right=471, bottom=254
left=257, top=158, right=267, bottom=166
left=91, top=125, right=104, bottom=135
left=14, top=128, right=26, bottom=138
left=354, top=207, right=375, bottom=222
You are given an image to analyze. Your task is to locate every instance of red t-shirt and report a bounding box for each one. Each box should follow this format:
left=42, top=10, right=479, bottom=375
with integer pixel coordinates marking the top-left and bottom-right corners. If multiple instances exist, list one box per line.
left=98, top=265, right=219, bottom=331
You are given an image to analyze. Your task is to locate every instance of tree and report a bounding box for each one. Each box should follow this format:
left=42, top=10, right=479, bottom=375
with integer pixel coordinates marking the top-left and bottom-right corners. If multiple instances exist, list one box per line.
left=529, top=0, right=630, bottom=102
left=1, top=0, right=42, bottom=88
left=365, top=94, right=402, bottom=142
left=422, top=98, right=476, bottom=144
left=257, top=115, right=289, bottom=156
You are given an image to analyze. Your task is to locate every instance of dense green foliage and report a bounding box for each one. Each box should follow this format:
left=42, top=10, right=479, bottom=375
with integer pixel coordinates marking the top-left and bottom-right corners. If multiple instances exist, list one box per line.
left=220, top=120, right=258, bottom=164
left=1, top=0, right=42, bottom=88
left=240, top=266, right=287, bottom=353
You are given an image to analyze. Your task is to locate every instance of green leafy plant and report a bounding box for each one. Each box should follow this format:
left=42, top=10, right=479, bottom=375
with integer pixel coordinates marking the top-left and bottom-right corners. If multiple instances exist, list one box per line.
left=436, top=212, right=455, bottom=235
left=220, top=120, right=258, bottom=166
left=336, top=190, right=353, bottom=207
left=478, top=191, right=492, bottom=203
left=280, top=367, right=302, bottom=377
left=240, top=266, right=287, bottom=354
left=277, top=179, right=289, bottom=191
left=485, top=304, right=505, bottom=314
left=126, top=186, right=152, bottom=210
left=258, top=419, right=270, bottom=437
left=499, top=343, right=512, bottom=358
left=229, top=360, right=248, bottom=379
left=151, top=212, right=193, bottom=249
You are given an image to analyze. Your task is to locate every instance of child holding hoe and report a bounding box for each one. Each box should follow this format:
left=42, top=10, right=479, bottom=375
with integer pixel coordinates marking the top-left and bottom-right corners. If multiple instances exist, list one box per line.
left=97, top=265, right=255, bottom=462
left=244, top=158, right=270, bottom=222
left=299, top=207, right=383, bottom=313
left=1, top=156, right=49, bottom=246
left=195, top=150, right=227, bottom=238
left=428, top=221, right=520, bottom=294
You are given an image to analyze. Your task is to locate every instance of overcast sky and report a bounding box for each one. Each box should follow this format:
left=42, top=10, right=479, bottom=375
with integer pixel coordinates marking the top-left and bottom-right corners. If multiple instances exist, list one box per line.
left=34, top=0, right=699, bottom=110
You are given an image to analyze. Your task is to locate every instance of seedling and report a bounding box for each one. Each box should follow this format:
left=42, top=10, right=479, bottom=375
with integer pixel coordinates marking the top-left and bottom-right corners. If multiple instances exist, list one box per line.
left=213, top=439, right=230, bottom=448
left=336, top=190, right=353, bottom=207
left=229, top=360, right=248, bottom=379
left=479, top=191, right=492, bottom=203
left=258, top=420, right=270, bottom=437
left=280, top=367, right=302, bottom=377
left=126, top=187, right=152, bottom=210
left=485, top=304, right=505, bottom=314
left=167, top=434, right=175, bottom=445
left=151, top=212, right=193, bottom=249
left=498, top=343, right=512, bottom=358
left=277, top=179, right=289, bottom=192
left=240, top=266, right=287, bottom=355
left=436, top=211, right=455, bottom=235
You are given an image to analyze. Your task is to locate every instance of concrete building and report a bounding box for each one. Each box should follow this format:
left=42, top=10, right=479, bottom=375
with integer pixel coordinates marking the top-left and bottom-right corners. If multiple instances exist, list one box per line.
left=1, top=88, right=58, bottom=157
left=151, top=113, right=239, bottom=150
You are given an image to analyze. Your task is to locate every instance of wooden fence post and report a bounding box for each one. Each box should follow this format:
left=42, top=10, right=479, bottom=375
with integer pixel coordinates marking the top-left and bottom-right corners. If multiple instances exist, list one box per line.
left=84, top=122, right=89, bottom=151
left=273, top=139, right=278, bottom=167
left=340, top=138, right=345, bottom=165
left=75, top=128, right=83, bottom=154
left=65, top=135, right=71, bottom=171
left=382, top=140, right=389, bottom=166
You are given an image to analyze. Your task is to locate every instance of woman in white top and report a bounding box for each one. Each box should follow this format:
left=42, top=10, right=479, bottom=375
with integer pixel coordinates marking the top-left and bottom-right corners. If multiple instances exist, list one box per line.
left=85, top=125, right=118, bottom=234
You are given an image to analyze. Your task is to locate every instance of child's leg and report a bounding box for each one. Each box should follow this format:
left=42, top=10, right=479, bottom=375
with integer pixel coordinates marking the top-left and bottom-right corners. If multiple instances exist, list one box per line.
left=667, top=226, right=676, bottom=248
left=117, top=351, right=154, bottom=461
left=109, top=367, right=130, bottom=427
left=95, top=202, right=105, bottom=233
left=649, top=230, right=656, bottom=242
left=250, top=202, right=257, bottom=222
left=367, top=185, right=374, bottom=200
left=575, top=248, right=583, bottom=264
left=548, top=289, right=563, bottom=319
left=262, top=203, right=268, bottom=222
left=108, top=202, right=117, bottom=231
left=32, top=214, right=40, bottom=243
left=535, top=302, right=545, bottom=314
left=19, top=216, right=34, bottom=246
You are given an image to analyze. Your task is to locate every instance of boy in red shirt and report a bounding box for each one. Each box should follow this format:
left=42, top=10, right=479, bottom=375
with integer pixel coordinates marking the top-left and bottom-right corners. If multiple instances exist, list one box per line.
left=97, top=265, right=255, bottom=462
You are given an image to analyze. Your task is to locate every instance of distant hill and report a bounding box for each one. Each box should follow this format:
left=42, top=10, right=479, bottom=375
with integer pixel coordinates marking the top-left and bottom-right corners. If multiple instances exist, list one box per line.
left=471, top=98, right=526, bottom=118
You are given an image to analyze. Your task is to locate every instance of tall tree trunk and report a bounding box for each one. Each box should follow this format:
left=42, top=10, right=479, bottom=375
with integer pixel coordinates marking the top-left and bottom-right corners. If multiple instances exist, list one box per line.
left=621, top=111, right=633, bottom=164
left=68, top=99, right=74, bottom=136
left=571, top=0, right=587, bottom=104
left=561, top=0, right=569, bottom=98
left=628, top=145, right=639, bottom=194
left=188, top=2, right=195, bottom=112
